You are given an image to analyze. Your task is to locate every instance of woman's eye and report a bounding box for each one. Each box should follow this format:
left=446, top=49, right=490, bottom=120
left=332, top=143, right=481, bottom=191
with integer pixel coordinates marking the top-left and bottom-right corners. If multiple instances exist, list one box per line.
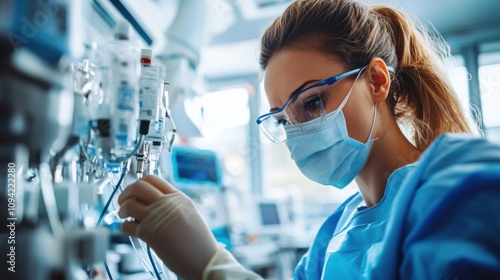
left=275, top=117, right=289, bottom=126
left=302, top=95, right=322, bottom=112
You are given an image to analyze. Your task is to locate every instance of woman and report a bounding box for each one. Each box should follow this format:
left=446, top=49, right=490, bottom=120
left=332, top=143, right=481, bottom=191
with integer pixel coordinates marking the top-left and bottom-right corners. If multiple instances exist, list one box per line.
left=117, top=0, right=500, bottom=279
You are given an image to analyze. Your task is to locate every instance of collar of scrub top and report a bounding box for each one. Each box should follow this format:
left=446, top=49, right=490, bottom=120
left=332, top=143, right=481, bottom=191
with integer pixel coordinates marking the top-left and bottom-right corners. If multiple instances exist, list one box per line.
left=256, top=65, right=395, bottom=125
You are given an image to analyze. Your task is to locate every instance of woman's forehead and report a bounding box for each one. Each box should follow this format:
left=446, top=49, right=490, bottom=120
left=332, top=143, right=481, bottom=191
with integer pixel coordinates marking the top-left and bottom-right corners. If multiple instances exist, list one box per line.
left=264, top=49, right=345, bottom=99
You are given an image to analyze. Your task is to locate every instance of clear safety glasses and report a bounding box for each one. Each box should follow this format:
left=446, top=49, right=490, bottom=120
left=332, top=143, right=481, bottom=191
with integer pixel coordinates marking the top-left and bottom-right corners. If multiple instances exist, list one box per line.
left=256, top=67, right=366, bottom=143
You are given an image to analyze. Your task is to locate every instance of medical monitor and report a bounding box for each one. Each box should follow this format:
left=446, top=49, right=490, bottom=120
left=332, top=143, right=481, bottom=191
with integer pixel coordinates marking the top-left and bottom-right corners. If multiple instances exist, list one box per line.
left=170, top=146, right=222, bottom=187
left=255, top=199, right=290, bottom=235
left=259, top=202, right=281, bottom=226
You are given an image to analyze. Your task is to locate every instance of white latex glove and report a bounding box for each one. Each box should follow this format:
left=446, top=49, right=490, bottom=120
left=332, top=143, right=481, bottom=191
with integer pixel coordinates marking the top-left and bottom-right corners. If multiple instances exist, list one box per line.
left=117, top=175, right=219, bottom=280
left=203, top=246, right=263, bottom=280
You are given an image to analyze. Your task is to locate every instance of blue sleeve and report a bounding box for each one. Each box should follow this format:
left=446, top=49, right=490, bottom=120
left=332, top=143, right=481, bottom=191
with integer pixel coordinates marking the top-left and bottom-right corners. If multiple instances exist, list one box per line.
left=400, top=134, right=500, bottom=279
left=294, top=194, right=358, bottom=280
left=368, top=133, right=500, bottom=280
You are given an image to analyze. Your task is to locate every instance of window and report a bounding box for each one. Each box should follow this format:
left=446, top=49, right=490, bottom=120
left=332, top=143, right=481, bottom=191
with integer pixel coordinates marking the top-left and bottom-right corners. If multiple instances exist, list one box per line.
left=187, top=85, right=254, bottom=229
left=447, top=55, right=472, bottom=122
left=188, top=85, right=253, bottom=193
left=201, top=87, right=250, bottom=135
left=479, top=51, right=500, bottom=142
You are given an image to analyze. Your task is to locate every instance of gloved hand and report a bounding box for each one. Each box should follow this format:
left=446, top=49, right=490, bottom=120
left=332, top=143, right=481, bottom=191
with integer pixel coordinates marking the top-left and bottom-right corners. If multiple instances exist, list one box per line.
left=117, top=175, right=219, bottom=280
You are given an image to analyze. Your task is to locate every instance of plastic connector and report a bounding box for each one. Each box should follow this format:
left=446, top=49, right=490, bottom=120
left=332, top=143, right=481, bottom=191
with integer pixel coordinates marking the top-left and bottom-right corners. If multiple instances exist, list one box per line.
left=139, top=120, right=151, bottom=135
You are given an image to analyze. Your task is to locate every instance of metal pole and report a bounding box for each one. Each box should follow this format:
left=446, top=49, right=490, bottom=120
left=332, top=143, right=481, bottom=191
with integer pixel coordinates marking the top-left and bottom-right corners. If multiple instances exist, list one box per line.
left=248, top=76, right=263, bottom=195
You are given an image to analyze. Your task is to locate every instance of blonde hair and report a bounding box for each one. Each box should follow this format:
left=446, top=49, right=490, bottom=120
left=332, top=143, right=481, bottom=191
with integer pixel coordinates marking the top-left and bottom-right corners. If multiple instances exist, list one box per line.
left=260, top=0, right=472, bottom=150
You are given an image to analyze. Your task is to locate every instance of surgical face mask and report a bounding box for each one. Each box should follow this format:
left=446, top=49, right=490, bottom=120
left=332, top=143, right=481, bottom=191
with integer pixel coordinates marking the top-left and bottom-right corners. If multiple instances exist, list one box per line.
left=284, top=77, right=377, bottom=188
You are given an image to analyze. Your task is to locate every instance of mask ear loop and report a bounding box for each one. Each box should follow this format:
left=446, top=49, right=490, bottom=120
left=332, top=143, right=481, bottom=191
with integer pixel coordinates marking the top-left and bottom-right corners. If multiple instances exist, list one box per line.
left=338, top=66, right=377, bottom=144
left=366, top=102, right=378, bottom=143
left=336, top=66, right=367, bottom=113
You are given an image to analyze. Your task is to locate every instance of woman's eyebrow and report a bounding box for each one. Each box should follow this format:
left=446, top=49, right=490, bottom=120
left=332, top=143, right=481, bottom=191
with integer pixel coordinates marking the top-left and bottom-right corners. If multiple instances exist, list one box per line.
left=269, top=79, right=320, bottom=112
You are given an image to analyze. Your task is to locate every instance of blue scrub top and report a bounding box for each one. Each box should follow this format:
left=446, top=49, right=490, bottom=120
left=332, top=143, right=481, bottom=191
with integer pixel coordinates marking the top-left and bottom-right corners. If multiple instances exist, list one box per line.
left=294, top=133, right=500, bottom=280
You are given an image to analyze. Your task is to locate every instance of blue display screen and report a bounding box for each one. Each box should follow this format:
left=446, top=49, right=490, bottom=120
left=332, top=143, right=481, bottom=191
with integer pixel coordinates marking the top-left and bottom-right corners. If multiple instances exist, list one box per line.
left=171, top=147, right=221, bottom=186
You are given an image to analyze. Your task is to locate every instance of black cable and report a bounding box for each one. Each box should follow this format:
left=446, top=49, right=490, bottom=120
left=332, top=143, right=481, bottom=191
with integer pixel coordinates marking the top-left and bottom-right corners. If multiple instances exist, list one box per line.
left=97, top=170, right=126, bottom=226
left=104, top=261, right=114, bottom=280
left=148, top=245, right=162, bottom=280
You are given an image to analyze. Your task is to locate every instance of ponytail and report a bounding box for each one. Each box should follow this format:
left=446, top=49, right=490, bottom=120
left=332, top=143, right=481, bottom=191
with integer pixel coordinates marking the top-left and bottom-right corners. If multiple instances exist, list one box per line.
left=260, top=0, right=473, bottom=150
left=372, top=6, right=472, bottom=149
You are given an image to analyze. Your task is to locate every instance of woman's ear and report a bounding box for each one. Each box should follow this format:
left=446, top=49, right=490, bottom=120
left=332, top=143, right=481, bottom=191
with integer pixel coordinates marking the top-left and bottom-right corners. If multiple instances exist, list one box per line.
left=367, top=58, right=391, bottom=103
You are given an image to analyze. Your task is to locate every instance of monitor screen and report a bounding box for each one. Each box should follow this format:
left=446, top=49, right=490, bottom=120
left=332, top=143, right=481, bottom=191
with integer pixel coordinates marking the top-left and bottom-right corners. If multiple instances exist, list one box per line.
left=171, top=146, right=222, bottom=186
left=259, top=202, right=281, bottom=226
